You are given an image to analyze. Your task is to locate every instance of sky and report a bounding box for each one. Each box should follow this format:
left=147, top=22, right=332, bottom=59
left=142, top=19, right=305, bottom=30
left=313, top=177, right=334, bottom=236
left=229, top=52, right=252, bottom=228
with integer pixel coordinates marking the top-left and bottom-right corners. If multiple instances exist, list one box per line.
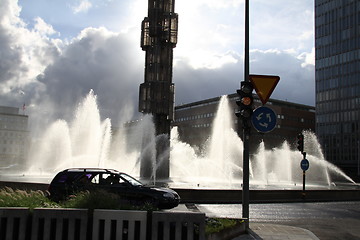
left=0, top=0, right=315, bottom=131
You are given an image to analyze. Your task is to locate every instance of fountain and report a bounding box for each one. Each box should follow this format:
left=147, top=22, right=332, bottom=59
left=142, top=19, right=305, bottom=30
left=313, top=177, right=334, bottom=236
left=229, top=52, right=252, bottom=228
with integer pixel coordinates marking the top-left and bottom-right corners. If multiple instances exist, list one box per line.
left=0, top=91, right=356, bottom=189
left=169, top=96, right=356, bottom=189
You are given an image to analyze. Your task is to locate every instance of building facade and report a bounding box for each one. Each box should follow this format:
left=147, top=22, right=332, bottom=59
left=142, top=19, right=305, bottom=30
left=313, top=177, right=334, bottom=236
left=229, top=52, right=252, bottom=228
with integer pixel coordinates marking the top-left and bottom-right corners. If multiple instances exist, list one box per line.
left=0, top=106, right=29, bottom=170
left=315, top=0, right=360, bottom=176
left=173, top=94, right=315, bottom=154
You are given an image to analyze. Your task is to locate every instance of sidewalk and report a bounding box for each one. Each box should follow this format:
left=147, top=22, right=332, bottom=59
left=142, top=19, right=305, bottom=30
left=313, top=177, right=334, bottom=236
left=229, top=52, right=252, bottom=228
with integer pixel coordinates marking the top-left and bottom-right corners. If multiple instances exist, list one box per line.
left=232, top=223, right=320, bottom=240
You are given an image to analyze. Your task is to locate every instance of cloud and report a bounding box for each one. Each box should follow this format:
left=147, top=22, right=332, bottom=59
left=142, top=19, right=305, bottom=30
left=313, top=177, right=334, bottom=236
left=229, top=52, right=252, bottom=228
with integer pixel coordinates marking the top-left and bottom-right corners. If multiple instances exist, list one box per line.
left=0, top=0, right=315, bottom=137
left=0, top=0, right=60, bottom=107
left=298, top=47, right=315, bottom=67
left=250, top=49, right=315, bottom=105
left=0, top=0, right=144, bottom=134
left=34, top=26, right=143, bottom=125
left=174, top=48, right=315, bottom=106
left=71, top=0, right=92, bottom=14
left=32, top=17, right=57, bottom=36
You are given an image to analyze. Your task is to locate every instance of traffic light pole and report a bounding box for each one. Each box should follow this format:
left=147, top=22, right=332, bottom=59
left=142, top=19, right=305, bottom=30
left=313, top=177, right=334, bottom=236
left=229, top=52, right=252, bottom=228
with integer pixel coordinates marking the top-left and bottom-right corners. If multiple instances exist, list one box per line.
left=242, top=0, right=250, bottom=231
left=302, top=151, right=307, bottom=199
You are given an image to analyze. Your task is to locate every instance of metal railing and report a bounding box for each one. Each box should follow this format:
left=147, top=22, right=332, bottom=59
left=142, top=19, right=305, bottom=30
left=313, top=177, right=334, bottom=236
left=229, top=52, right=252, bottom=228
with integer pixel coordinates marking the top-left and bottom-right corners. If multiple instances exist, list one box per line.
left=0, top=208, right=205, bottom=240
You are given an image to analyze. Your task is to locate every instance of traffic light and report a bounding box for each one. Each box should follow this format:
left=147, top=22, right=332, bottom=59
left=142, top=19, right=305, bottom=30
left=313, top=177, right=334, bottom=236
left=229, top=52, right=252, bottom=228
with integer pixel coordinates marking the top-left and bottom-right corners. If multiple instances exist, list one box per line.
left=297, top=133, right=304, bottom=152
left=235, top=81, right=254, bottom=119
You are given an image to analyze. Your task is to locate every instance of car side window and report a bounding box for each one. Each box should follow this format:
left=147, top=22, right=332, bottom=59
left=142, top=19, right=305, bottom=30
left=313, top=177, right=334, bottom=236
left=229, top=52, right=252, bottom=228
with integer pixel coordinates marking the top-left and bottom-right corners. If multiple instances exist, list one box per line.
left=100, top=174, right=125, bottom=185
left=91, top=174, right=100, bottom=184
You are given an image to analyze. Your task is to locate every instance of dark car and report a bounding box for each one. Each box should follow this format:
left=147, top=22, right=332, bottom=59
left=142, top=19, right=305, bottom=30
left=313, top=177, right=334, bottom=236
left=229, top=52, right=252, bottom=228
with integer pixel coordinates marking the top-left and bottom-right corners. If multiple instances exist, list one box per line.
left=48, top=168, right=180, bottom=209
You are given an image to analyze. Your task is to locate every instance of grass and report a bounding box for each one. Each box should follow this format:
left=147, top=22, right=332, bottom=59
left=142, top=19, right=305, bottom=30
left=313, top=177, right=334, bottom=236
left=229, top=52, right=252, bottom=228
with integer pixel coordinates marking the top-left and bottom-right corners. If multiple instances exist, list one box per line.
left=0, top=187, right=59, bottom=209
left=61, top=190, right=158, bottom=211
left=0, top=187, right=157, bottom=211
left=205, top=217, right=244, bottom=235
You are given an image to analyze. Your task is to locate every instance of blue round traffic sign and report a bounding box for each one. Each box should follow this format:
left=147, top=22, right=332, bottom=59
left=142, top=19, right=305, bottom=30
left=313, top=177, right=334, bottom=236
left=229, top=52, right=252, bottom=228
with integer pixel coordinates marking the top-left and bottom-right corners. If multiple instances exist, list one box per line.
left=300, top=159, right=310, bottom=171
left=251, top=106, right=277, bottom=133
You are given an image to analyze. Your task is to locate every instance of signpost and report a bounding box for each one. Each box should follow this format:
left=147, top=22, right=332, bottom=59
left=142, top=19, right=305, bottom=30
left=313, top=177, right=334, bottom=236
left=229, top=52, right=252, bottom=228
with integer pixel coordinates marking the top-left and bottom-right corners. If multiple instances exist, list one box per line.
left=251, top=106, right=277, bottom=133
left=249, top=75, right=280, bottom=105
left=237, top=0, right=280, bottom=231
left=300, top=159, right=309, bottom=171
left=300, top=156, right=309, bottom=199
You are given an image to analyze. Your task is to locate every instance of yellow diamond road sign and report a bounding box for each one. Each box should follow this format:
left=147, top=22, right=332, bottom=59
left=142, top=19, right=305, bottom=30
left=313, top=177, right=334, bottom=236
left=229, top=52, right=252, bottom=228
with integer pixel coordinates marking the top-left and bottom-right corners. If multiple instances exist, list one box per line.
left=249, top=74, right=280, bottom=105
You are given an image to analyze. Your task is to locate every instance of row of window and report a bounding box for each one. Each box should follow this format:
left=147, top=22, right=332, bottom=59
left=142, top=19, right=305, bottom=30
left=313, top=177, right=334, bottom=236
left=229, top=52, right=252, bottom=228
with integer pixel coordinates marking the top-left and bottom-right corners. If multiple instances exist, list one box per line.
left=175, top=113, right=216, bottom=122
left=285, top=116, right=315, bottom=124
left=316, top=49, right=359, bottom=68
left=318, top=122, right=359, bottom=135
left=316, top=65, right=360, bottom=91
left=0, top=131, right=27, bottom=138
left=175, top=100, right=218, bottom=112
left=316, top=36, right=359, bottom=58
left=0, top=147, right=25, bottom=154
left=316, top=110, right=359, bottom=124
left=0, top=116, right=27, bottom=124
left=316, top=87, right=360, bottom=102
left=0, top=140, right=26, bottom=145
left=316, top=5, right=359, bottom=27
left=319, top=133, right=359, bottom=163
left=316, top=52, right=360, bottom=71
left=316, top=73, right=359, bottom=92
left=316, top=0, right=359, bottom=16
left=316, top=16, right=359, bottom=39
left=176, top=112, right=313, bottom=127
left=192, top=123, right=212, bottom=128
left=188, top=123, right=287, bottom=130
left=0, top=123, right=28, bottom=131
left=317, top=98, right=360, bottom=114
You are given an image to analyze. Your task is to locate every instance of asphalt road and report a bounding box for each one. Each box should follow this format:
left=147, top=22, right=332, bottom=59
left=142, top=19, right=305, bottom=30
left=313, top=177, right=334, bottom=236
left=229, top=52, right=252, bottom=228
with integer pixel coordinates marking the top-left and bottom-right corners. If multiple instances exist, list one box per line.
left=193, top=201, right=360, bottom=240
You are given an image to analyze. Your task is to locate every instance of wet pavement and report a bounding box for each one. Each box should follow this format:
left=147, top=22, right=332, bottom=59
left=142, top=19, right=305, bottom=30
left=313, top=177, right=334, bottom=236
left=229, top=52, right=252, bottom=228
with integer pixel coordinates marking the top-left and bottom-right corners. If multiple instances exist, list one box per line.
left=233, top=223, right=320, bottom=240
left=170, top=201, right=360, bottom=239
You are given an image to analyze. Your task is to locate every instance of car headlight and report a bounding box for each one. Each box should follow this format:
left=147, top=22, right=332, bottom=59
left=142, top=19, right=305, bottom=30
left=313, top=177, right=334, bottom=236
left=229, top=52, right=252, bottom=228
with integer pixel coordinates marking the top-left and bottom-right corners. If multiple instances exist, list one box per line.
left=163, top=192, right=174, bottom=198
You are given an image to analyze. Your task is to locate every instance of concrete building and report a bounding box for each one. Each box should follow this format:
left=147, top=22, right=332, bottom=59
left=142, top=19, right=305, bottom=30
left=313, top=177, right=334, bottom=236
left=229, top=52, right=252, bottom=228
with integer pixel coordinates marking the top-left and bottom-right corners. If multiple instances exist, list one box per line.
left=0, top=106, right=29, bottom=170
left=173, top=93, right=315, bottom=154
left=315, top=0, right=360, bottom=177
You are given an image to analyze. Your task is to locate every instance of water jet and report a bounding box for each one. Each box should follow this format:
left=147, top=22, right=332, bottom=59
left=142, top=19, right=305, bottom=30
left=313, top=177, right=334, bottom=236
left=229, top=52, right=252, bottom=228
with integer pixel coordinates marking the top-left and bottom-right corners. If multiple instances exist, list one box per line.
left=0, top=92, right=356, bottom=190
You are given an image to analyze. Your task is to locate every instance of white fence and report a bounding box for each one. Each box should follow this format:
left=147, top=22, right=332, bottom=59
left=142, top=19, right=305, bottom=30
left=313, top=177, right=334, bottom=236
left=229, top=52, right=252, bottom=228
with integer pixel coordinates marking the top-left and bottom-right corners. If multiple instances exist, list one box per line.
left=31, top=208, right=88, bottom=240
left=0, top=208, right=205, bottom=240
left=0, top=207, right=29, bottom=240
left=152, top=211, right=205, bottom=240
left=93, top=209, right=148, bottom=240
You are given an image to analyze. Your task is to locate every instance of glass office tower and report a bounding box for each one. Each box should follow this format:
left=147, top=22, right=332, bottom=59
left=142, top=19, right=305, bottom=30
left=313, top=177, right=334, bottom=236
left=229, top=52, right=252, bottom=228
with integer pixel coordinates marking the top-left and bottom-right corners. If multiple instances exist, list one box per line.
left=315, top=0, right=360, bottom=176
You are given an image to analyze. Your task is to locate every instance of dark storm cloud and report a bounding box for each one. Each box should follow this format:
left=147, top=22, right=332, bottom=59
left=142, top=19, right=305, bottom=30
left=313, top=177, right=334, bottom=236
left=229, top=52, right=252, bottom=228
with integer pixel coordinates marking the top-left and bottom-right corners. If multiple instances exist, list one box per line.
left=174, top=49, right=315, bottom=106
left=250, top=49, right=315, bottom=105
left=35, top=27, right=144, bottom=124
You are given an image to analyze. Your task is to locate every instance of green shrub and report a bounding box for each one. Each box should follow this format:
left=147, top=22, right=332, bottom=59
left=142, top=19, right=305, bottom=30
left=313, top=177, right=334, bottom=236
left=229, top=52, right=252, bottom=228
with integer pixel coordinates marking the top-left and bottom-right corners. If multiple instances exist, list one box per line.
left=0, top=187, right=157, bottom=212
left=60, top=190, right=158, bottom=212
left=205, top=217, right=243, bottom=235
left=0, top=187, right=59, bottom=209
left=61, top=190, right=123, bottom=210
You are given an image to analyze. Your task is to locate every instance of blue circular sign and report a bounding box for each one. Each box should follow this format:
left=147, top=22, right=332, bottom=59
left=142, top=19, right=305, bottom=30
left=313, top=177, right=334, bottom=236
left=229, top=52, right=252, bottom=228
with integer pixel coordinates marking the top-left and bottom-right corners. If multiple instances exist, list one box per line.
left=300, top=159, right=310, bottom=171
left=251, top=106, right=277, bottom=133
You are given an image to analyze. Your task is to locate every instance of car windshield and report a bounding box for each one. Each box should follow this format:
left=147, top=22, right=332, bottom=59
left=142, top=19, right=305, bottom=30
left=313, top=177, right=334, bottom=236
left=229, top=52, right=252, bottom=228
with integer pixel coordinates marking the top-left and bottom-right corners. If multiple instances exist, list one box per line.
left=119, top=173, right=143, bottom=187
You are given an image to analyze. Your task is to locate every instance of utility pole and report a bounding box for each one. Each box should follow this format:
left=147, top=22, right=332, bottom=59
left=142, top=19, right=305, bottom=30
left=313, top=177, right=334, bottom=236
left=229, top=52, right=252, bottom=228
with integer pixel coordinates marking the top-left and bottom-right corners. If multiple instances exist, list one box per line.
left=243, top=0, right=250, bottom=230
left=139, top=0, right=178, bottom=180
left=358, top=140, right=359, bottom=176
